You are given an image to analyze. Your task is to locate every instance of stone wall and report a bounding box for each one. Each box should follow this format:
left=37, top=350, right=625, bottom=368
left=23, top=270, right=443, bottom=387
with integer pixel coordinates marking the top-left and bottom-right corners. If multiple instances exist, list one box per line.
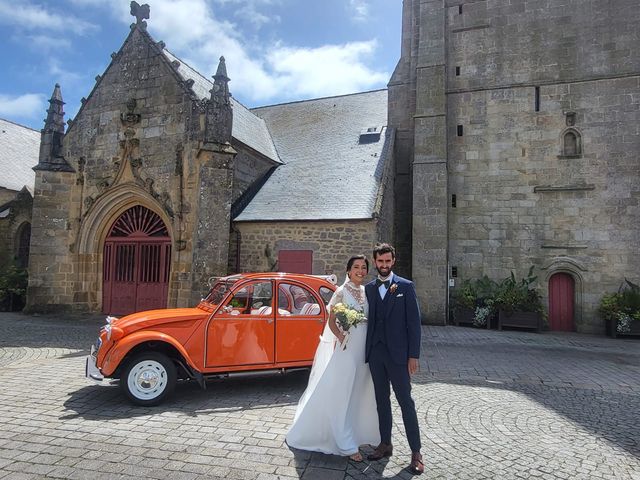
left=448, top=77, right=640, bottom=333
left=0, top=189, right=16, bottom=205
left=411, top=0, right=449, bottom=324
left=387, top=0, right=418, bottom=277
left=232, top=220, right=379, bottom=283
left=26, top=171, right=76, bottom=311
left=0, top=192, right=32, bottom=263
left=447, top=0, right=640, bottom=91
left=395, top=0, right=640, bottom=331
left=445, top=0, right=640, bottom=333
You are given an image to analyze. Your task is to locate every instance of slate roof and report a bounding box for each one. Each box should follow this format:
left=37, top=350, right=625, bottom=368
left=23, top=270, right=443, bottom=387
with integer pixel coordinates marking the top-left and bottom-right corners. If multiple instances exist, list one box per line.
left=162, top=49, right=280, bottom=164
left=234, top=89, right=390, bottom=221
left=0, top=118, right=39, bottom=194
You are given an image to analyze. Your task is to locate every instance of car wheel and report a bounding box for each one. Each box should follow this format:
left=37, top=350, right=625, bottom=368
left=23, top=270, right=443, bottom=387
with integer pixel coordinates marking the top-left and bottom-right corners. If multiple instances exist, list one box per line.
left=121, top=352, right=176, bottom=406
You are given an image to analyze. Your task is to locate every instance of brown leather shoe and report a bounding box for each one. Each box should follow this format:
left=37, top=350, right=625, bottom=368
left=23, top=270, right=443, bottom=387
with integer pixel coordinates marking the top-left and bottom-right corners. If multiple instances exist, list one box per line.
left=408, top=452, right=424, bottom=475
left=367, top=442, right=393, bottom=461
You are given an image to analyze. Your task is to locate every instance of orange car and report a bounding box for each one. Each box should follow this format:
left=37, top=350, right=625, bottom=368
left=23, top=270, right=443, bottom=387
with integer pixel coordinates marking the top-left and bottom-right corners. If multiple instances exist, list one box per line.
left=86, top=273, right=337, bottom=405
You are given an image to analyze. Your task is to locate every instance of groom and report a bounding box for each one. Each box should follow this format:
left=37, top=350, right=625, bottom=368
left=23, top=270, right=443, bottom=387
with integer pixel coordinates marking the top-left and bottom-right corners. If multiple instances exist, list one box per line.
left=365, top=243, right=423, bottom=475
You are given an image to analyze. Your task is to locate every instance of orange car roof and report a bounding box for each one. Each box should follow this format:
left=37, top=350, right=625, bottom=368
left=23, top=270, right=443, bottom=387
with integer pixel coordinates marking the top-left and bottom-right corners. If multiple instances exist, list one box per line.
left=215, top=272, right=338, bottom=285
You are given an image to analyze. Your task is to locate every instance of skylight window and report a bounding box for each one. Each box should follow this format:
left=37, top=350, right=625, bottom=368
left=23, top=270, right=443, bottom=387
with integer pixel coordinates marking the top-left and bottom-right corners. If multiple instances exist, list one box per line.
left=359, top=126, right=383, bottom=144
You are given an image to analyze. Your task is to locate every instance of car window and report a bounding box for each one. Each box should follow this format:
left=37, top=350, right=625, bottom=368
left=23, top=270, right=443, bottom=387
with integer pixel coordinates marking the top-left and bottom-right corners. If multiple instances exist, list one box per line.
left=279, top=283, right=320, bottom=315
left=204, top=278, right=237, bottom=304
left=278, top=285, right=291, bottom=311
left=319, top=286, right=334, bottom=306
left=223, top=281, right=273, bottom=315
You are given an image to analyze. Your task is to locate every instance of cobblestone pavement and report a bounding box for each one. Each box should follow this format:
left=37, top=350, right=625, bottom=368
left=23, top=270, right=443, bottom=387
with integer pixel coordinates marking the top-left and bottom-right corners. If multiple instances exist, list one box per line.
left=0, top=312, right=639, bottom=479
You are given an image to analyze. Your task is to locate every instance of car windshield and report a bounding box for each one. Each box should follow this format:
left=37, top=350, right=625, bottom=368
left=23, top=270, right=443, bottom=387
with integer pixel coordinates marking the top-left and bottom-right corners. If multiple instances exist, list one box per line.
left=203, top=278, right=238, bottom=305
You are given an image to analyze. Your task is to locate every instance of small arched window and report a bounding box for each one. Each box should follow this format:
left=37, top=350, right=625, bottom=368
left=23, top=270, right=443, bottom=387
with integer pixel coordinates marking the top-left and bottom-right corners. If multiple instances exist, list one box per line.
left=560, top=128, right=582, bottom=158
left=564, top=131, right=577, bottom=156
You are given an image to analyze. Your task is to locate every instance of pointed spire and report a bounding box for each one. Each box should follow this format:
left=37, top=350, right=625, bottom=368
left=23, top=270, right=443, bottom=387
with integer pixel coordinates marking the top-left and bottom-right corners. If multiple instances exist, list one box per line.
left=35, top=83, right=73, bottom=172
left=44, top=83, right=65, bottom=135
left=204, top=56, right=233, bottom=145
left=210, top=56, right=231, bottom=102
left=214, top=56, right=229, bottom=81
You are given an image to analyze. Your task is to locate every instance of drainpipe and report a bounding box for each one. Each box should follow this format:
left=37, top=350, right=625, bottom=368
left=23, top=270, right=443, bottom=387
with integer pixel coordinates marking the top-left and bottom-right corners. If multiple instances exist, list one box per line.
left=232, top=224, right=241, bottom=273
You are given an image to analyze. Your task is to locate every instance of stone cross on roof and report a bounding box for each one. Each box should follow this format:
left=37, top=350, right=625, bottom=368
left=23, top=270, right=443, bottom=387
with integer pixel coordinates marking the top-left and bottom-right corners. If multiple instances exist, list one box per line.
left=130, top=1, right=150, bottom=24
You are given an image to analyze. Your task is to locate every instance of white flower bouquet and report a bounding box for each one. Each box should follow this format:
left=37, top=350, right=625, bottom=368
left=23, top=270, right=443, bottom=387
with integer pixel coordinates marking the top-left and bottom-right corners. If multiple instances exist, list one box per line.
left=332, top=302, right=366, bottom=350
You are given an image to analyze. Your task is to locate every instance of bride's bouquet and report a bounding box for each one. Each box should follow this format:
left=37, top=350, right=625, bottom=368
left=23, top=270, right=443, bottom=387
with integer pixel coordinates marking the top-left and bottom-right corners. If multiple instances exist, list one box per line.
left=332, top=303, right=367, bottom=350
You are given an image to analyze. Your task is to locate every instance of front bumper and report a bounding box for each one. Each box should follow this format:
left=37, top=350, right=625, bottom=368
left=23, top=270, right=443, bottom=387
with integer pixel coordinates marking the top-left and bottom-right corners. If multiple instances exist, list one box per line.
left=85, top=345, right=104, bottom=382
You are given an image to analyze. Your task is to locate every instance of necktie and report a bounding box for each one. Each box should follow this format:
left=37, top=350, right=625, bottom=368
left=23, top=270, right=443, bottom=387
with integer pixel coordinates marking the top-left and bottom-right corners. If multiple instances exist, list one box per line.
left=376, top=279, right=390, bottom=289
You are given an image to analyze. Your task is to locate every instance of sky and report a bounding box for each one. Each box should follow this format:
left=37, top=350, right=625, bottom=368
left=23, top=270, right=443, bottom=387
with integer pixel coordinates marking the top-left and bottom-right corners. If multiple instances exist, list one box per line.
left=0, top=0, right=401, bottom=131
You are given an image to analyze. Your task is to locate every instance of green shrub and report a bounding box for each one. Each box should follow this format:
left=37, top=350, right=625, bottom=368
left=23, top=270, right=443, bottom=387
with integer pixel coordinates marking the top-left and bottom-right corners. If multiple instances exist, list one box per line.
left=493, top=266, right=544, bottom=315
left=452, top=275, right=498, bottom=312
left=0, top=258, right=28, bottom=311
left=599, top=279, right=640, bottom=328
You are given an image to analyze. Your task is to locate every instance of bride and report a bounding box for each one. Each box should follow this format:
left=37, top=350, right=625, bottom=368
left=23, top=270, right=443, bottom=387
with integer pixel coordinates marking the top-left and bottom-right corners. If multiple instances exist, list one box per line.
left=286, top=255, right=380, bottom=461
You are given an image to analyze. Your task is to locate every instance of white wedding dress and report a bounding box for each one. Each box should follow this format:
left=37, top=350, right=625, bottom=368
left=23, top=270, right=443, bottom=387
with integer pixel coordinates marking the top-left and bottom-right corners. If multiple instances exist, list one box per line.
left=286, top=281, right=380, bottom=455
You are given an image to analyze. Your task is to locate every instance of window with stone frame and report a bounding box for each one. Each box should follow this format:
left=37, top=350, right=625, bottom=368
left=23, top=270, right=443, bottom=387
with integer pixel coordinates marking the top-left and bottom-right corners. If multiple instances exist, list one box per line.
left=559, top=128, right=582, bottom=158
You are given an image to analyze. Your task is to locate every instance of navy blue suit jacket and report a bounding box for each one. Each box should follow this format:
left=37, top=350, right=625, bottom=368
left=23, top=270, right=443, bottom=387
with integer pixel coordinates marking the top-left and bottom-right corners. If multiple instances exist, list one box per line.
left=365, top=274, right=422, bottom=365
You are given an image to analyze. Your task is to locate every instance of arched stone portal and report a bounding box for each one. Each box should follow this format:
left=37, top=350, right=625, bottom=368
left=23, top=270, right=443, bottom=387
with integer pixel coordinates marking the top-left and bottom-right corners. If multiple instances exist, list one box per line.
left=103, top=205, right=171, bottom=315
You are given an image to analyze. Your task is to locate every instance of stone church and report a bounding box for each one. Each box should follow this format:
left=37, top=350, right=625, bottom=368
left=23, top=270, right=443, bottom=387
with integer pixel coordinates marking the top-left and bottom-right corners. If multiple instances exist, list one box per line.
left=25, top=1, right=639, bottom=333
left=26, top=6, right=392, bottom=316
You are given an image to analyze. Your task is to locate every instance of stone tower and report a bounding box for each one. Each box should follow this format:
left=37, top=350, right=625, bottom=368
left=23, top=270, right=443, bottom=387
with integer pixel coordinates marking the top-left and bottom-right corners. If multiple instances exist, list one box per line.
left=391, top=0, right=640, bottom=331
left=27, top=84, right=77, bottom=311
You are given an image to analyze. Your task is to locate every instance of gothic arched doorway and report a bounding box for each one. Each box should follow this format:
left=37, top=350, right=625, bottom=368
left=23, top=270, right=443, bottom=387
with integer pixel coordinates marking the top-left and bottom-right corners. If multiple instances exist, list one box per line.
left=548, top=273, right=575, bottom=332
left=103, top=205, right=171, bottom=315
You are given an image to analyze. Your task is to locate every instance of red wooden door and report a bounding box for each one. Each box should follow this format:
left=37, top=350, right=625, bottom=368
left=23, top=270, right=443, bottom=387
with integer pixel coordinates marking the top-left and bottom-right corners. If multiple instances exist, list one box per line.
left=548, top=273, right=575, bottom=332
left=103, top=206, right=171, bottom=315
left=278, top=250, right=313, bottom=274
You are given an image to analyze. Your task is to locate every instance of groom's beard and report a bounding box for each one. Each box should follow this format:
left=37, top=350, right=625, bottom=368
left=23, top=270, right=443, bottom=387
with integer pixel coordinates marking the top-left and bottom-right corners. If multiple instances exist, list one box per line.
left=376, top=266, right=391, bottom=278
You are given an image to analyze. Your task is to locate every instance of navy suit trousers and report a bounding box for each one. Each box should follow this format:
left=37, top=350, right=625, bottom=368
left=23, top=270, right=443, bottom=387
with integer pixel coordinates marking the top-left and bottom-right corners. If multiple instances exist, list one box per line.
left=368, top=342, right=421, bottom=452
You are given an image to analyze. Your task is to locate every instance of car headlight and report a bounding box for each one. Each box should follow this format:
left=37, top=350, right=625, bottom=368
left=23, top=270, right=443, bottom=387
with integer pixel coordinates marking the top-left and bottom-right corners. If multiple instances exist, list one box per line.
left=103, top=324, right=124, bottom=341
left=103, top=316, right=122, bottom=341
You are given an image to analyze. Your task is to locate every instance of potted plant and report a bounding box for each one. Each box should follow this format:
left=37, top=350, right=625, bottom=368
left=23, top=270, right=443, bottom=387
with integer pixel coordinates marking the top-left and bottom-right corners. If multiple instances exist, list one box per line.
left=494, top=267, right=544, bottom=332
left=599, top=280, right=640, bottom=338
left=451, top=276, right=497, bottom=329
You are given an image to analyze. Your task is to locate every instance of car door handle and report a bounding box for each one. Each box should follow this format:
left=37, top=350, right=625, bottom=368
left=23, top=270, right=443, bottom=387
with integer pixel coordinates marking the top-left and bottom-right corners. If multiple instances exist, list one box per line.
left=267, top=318, right=274, bottom=324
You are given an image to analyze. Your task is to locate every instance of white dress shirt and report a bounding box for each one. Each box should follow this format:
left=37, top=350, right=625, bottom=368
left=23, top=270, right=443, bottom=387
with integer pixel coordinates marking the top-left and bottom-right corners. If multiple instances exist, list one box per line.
left=378, top=272, right=394, bottom=299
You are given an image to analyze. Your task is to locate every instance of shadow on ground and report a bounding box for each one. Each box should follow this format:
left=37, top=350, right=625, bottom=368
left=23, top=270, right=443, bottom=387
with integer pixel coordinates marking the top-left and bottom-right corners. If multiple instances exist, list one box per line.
left=434, top=376, right=640, bottom=460
left=62, top=369, right=311, bottom=420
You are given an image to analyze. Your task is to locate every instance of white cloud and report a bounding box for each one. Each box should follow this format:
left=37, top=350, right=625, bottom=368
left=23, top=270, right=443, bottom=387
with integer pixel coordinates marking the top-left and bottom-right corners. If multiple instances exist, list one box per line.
left=58, top=0, right=388, bottom=104
left=48, top=59, right=85, bottom=86
left=0, top=93, right=46, bottom=118
left=266, top=40, right=388, bottom=99
left=213, top=0, right=281, bottom=28
left=0, top=0, right=98, bottom=35
left=349, top=0, right=370, bottom=22
left=25, top=34, right=72, bottom=51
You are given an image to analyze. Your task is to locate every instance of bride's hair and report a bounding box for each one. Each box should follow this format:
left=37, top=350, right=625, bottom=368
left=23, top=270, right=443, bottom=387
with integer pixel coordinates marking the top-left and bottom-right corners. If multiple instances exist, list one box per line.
left=346, top=255, right=369, bottom=275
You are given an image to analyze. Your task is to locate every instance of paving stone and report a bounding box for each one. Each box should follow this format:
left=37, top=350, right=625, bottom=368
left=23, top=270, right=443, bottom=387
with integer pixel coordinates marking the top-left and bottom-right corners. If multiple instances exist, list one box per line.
left=0, top=315, right=639, bottom=479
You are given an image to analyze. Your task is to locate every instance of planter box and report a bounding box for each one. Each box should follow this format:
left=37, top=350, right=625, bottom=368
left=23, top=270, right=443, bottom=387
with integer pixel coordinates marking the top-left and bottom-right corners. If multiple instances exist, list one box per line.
left=498, top=310, right=541, bottom=332
left=453, top=307, right=490, bottom=329
left=606, top=317, right=640, bottom=338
